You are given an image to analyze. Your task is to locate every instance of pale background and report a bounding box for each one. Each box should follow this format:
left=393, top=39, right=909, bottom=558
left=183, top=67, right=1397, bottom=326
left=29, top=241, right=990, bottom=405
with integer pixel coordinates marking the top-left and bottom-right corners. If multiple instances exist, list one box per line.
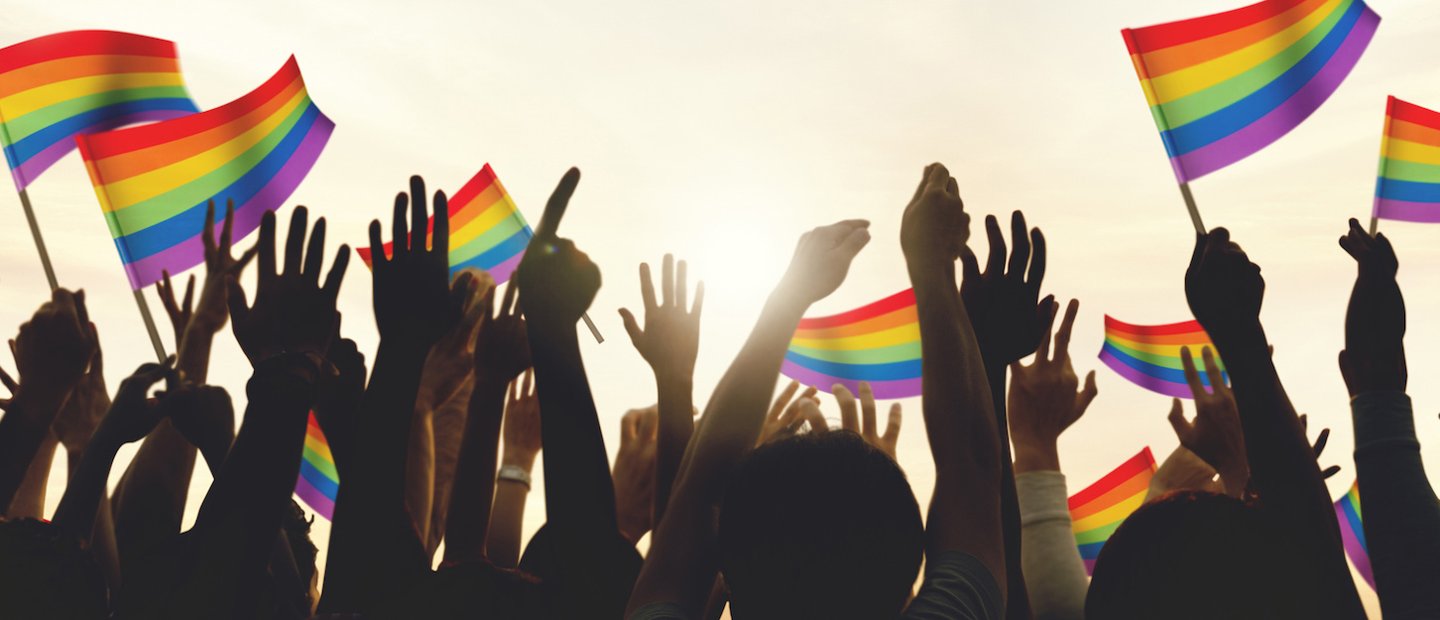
left=7, top=1, right=1440, bottom=616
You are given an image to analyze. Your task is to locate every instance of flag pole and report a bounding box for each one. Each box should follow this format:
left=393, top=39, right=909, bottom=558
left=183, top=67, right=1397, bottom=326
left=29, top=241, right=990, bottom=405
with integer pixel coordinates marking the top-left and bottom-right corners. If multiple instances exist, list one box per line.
left=16, top=189, right=58, bottom=290
left=1178, top=182, right=1206, bottom=234
left=1368, top=216, right=1379, bottom=236
left=131, top=289, right=167, bottom=362
left=581, top=313, right=603, bottom=343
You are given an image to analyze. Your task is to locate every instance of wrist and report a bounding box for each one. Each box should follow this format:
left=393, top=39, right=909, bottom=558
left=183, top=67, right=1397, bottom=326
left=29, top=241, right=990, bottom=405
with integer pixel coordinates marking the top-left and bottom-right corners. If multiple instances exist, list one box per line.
left=1012, top=441, right=1061, bottom=473
left=11, top=388, right=70, bottom=423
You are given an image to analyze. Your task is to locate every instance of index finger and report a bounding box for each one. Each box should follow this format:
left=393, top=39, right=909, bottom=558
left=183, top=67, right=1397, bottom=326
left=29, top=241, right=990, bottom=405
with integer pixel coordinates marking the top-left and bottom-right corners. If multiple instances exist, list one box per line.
left=535, top=167, right=581, bottom=240
left=1179, top=346, right=1207, bottom=398
left=1052, top=298, right=1080, bottom=361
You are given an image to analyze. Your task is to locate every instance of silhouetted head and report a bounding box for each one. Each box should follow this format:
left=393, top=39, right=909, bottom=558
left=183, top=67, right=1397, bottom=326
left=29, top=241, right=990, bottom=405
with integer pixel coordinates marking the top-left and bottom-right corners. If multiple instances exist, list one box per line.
left=718, top=431, right=923, bottom=619
left=1087, top=490, right=1287, bottom=620
left=0, top=518, right=107, bottom=620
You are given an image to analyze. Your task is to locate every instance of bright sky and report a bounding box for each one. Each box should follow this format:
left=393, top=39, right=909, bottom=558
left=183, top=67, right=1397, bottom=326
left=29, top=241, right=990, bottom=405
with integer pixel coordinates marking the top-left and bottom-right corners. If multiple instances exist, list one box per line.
left=9, top=1, right=1440, bottom=616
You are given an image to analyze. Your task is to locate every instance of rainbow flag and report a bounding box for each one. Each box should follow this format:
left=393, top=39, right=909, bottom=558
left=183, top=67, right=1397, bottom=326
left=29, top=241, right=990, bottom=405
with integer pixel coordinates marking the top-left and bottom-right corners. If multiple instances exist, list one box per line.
left=355, top=164, right=532, bottom=283
left=1334, top=481, right=1374, bottom=590
left=296, top=411, right=338, bottom=520
left=75, top=56, right=333, bottom=290
left=1071, top=447, right=1157, bottom=575
left=781, top=289, right=920, bottom=399
left=1099, top=316, right=1225, bottom=399
left=0, top=31, right=198, bottom=191
left=1373, top=97, right=1440, bottom=223
left=1122, top=0, right=1380, bottom=182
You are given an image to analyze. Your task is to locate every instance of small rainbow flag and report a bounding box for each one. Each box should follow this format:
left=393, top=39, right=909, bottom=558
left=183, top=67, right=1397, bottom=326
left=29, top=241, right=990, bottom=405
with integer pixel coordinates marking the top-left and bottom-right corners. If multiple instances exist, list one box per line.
left=1099, top=316, right=1225, bottom=399
left=781, top=289, right=920, bottom=399
left=296, top=411, right=338, bottom=520
left=0, top=30, right=199, bottom=190
left=75, top=56, right=333, bottom=290
left=1071, top=447, right=1157, bottom=575
left=1373, top=97, right=1440, bottom=223
left=1334, top=481, right=1374, bottom=590
left=1122, top=0, right=1380, bottom=182
left=355, top=164, right=532, bottom=283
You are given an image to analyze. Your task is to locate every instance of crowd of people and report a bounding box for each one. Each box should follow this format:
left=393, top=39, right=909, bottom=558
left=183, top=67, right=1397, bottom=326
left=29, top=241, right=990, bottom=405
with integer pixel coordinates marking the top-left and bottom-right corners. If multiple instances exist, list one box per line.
left=0, top=163, right=1435, bottom=619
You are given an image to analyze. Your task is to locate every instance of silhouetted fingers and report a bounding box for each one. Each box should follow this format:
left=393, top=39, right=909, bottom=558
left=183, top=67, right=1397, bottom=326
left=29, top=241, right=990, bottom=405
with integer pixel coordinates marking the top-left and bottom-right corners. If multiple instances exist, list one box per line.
left=501, top=280, right=519, bottom=316
left=676, top=258, right=687, bottom=310
left=1200, top=347, right=1226, bottom=397
left=323, top=246, right=350, bottom=299
left=304, top=217, right=328, bottom=284
left=1027, top=228, right=1046, bottom=287
left=432, top=189, right=449, bottom=257
left=1322, top=465, right=1341, bottom=480
left=1167, top=398, right=1191, bottom=439
left=1180, top=347, right=1207, bottom=398
left=984, top=215, right=1005, bottom=276
left=392, top=192, right=409, bottom=254
left=257, top=210, right=277, bottom=281
left=662, top=254, right=674, bottom=307
left=368, top=221, right=385, bottom=265
left=639, top=262, right=656, bottom=312
left=619, top=307, right=643, bottom=346
left=221, top=200, right=236, bottom=251
left=691, top=280, right=705, bottom=318
left=409, top=176, right=428, bottom=251
left=201, top=201, right=217, bottom=255
left=182, top=275, right=195, bottom=314
left=284, top=206, right=308, bottom=276
left=1008, top=211, right=1030, bottom=278
left=1035, top=299, right=1058, bottom=361
left=768, top=380, right=801, bottom=422
left=832, top=383, right=858, bottom=433
left=1312, top=427, right=1331, bottom=458
left=536, top=167, right=581, bottom=240
left=1053, top=298, right=1080, bottom=361
left=858, top=381, right=877, bottom=439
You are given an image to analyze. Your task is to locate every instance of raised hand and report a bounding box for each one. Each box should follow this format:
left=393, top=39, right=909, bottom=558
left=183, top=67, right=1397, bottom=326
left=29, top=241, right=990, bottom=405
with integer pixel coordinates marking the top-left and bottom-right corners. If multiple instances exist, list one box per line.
left=1185, top=228, right=1264, bottom=342
left=620, top=254, right=704, bottom=382
left=227, top=207, right=348, bottom=365
left=1338, top=218, right=1405, bottom=396
left=516, top=169, right=601, bottom=328
left=900, top=162, right=969, bottom=275
left=194, top=200, right=258, bottom=334
left=417, top=269, right=495, bottom=411
left=1145, top=444, right=1223, bottom=502
left=1299, top=414, right=1341, bottom=481
left=475, top=283, right=530, bottom=387
left=1167, top=347, right=1247, bottom=497
left=961, top=212, right=1051, bottom=368
left=157, top=272, right=195, bottom=345
left=369, top=176, right=458, bottom=348
left=314, top=336, right=366, bottom=472
left=1008, top=298, right=1098, bottom=473
left=98, top=359, right=177, bottom=445
left=756, top=381, right=818, bottom=446
left=777, top=220, right=871, bottom=306
left=501, top=370, right=542, bottom=472
left=167, top=383, right=236, bottom=464
left=613, top=405, right=658, bottom=544
left=832, top=382, right=901, bottom=458
left=15, top=288, right=96, bottom=412
left=51, top=323, right=109, bottom=456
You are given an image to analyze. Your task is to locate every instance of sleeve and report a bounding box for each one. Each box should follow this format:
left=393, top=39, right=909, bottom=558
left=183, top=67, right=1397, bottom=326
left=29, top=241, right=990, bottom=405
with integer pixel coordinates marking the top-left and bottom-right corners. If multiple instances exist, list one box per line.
left=627, top=601, right=692, bottom=620
left=902, top=550, right=1004, bottom=620
left=1015, top=471, right=1087, bottom=620
left=1351, top=390, right=1440, bottom=619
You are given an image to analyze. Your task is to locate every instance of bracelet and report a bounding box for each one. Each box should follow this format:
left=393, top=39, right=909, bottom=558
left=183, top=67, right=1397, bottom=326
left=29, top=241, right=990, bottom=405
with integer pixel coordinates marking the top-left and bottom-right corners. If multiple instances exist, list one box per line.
left=497, top=464, right=532, bottom=490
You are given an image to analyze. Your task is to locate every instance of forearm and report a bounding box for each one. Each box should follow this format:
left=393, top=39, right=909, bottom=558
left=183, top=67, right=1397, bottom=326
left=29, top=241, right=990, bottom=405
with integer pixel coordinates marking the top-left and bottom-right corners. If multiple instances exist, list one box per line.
left=0, top=392, right=67, bottom=512
left=11, top=431, right=58, bottom=518
left=653, top=374, right=693, bottom=525
left=986, top=361, right=1031, bottom=620
left=51, top=432, right=122, bottom=542
left=405, top=406, right=436, bottom=545
left=426, top=382, right=474, bottom=557
left=175, top=326, right=216, bottom=384
left=113, top=420, right=198, bottom=561
left=442, top=378, right=507, bottom=564
left=485, top=476, right=533, bottom=568
left=1016, top=471, right=1087, bottom=620
left=1351, top=391, right=1440, bottom=618
left=531, top=324, right=618, bottom=536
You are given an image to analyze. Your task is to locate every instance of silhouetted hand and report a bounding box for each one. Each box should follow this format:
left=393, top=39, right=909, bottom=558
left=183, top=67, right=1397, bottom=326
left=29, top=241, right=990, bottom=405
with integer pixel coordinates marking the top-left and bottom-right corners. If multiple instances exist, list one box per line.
left=14, top=288, right=96, bottom=414
left=756, top=381, right=817, bottom=446
left=418, top=269, right=494, bottom=410
left=195, top=200, right=258, bottom=334
left=1299, top=414, right=1341, bottom=481
left=368, top=176, right=458, bottom=348
left=51, top=325, right=108, bottom=455
left=832, top=382, right=901, bottom=458
left=1337, top=218, right=1405, bottom=396
left=501, top=370, right=541, bottom=472
left=1009, top=299, right=1097, bottom=473
left=516, top=169, right=601, bottom=328
left=613, top=405, right=658, bottom=544
left=157, top=272, right=195, bottom=345
left=900, top=163, right=969, bottom=275
left=98, top=359, right=176, bottom=445
left=227, top=207, right=348, bottom=364
left=167, top=384, right=235, bottom=455
left=1186, top=228, right=1264, bottom=341
left=1168, top=346, right=1247, bottom=497
left=620, top=254, right=704, bottom=382
left=960, top=211, right=1051, bottom=367
left=1146, top=445, right=1223, bottom=503
left=778, top=220, right=871, bottom=306
left=315, top=336, right=366, bottom=468
left=475, top=282, right=530, bottom=386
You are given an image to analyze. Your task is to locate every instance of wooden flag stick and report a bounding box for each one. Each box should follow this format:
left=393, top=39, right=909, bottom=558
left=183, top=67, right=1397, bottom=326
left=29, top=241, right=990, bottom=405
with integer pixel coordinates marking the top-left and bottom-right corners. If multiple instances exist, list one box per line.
left=1369, top=215, right=1379, bottom=236
left=1178, top=182, right=1206, bottom=234
left=16, top=189, right=58, bottom=290
left=132, top=289, right=168, bottom=362
left=581, top=313, right=603, bottom=343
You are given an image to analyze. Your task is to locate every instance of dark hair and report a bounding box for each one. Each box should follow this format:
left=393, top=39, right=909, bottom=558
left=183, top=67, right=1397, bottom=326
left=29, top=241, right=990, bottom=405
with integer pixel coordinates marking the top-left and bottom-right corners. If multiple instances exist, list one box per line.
left=0, top=517, right=107, bottom=620
left=1086, top=490, right=1288, bottom=620
left=718, top=431, right=923, bottom=620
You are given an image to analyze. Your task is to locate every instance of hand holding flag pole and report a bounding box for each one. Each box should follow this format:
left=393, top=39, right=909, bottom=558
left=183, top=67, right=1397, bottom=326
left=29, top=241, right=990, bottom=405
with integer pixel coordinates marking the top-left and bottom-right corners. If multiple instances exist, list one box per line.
left=529, top=168, right=603, bottom=343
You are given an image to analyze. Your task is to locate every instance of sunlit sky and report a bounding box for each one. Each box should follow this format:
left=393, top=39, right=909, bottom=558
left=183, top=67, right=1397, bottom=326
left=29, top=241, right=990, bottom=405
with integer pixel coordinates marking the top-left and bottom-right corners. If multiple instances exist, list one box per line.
left=10, top=1, right=1440, bottom=615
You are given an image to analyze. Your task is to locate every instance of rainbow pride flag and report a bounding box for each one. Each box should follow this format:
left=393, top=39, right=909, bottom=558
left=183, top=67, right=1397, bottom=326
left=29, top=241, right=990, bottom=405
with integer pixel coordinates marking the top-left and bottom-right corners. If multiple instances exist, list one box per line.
left=781, top=289, right=920, bottom=399
left=75, top=56, right=333, bottom=290
left=356, top=164, right=532, bottom=283
left=0, top=31, right=198, bottom=191
left=1122, top=0, right=1380, bottom=182
left=1334, top=481, right=1374, bottom=590
left=1099, top=316, right=1225, bottom=399
left=1071, top=447, right=1157, bottom=575
left=296, top=411, right=338, bottom=520
left=1373, top=97, right=1440, bottom=223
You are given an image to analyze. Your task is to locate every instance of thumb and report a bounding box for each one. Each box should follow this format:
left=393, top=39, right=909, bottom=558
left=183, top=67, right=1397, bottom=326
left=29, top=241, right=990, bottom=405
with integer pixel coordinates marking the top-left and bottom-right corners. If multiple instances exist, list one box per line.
left=1167, top=398, right=1191, bottom=440
left=837, top=225, right=871, bottom=260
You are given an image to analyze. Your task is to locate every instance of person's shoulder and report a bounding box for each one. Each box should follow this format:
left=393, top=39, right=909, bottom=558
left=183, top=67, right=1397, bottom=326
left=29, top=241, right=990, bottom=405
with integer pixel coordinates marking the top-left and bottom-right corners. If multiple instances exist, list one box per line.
left=901, top=551, right=1004, bottom=620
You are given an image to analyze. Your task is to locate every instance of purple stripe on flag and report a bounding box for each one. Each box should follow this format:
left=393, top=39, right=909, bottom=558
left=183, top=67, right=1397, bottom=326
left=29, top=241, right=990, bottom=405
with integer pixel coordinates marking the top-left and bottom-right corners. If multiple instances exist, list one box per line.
left=1169, top=8, right=1380, bottom=182
left=9, top=109, right=191, bottom=190
left=295, top=477, right=335, bottom=520
left=485, top=251, right=525, bottom=285
left=1373, top=197, right=1440, bottom=223
left=1083, top=558, right=1096, bottom=576
left=780, top=359, right=921, bottom=399
left=1098, top=350, right=1192, bottom=398
left=1335, top=503, right=1375, bottom=589
left=123, top=116, right=334, bottom=289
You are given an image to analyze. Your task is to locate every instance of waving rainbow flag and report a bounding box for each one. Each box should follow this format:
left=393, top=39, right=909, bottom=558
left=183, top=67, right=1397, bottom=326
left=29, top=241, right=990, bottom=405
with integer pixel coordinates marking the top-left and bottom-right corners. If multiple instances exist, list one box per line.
left=0, top=31, right=198, bottom=190
left=782, top=289, right=920, bottom=399
left=1099, top=316, right=1225, bottom=399
left=356, top=164, right=532, bottom=283
left=1071, top=447, right=1157, bottom=575
left=76, top=56, right=333, bottom=289
left=1334, top=481, right=1374, bottom=590
left=1373, top=97, right=1440, bottom=223
left=1122, top=0, right=1380, bottom=182
left=296, top=411, right=338, bottom=520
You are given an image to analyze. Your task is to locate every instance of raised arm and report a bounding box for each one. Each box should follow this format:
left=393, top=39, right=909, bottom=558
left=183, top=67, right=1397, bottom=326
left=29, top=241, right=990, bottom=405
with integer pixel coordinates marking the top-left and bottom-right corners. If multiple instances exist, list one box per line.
left=1337, top=218, right=1440, bottom=617
left=1185, top=228, right=1363, bottom=617
left=1165, top=347, right=1248, bottom=498
left=902, top=164, right=1006, bottom=595
left=483, top=369, right=541, bottom=568
left=320, top=178, right=458, bottom=614
left=627, top=213, right=870, bottom=614
left=613, top=406, right=659, bottom=545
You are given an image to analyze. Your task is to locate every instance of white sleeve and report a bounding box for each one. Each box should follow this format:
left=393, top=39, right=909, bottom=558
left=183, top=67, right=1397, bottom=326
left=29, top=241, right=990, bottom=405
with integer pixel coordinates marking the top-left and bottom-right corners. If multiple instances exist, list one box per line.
left=1016, top=471, right=1088, bottom=620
